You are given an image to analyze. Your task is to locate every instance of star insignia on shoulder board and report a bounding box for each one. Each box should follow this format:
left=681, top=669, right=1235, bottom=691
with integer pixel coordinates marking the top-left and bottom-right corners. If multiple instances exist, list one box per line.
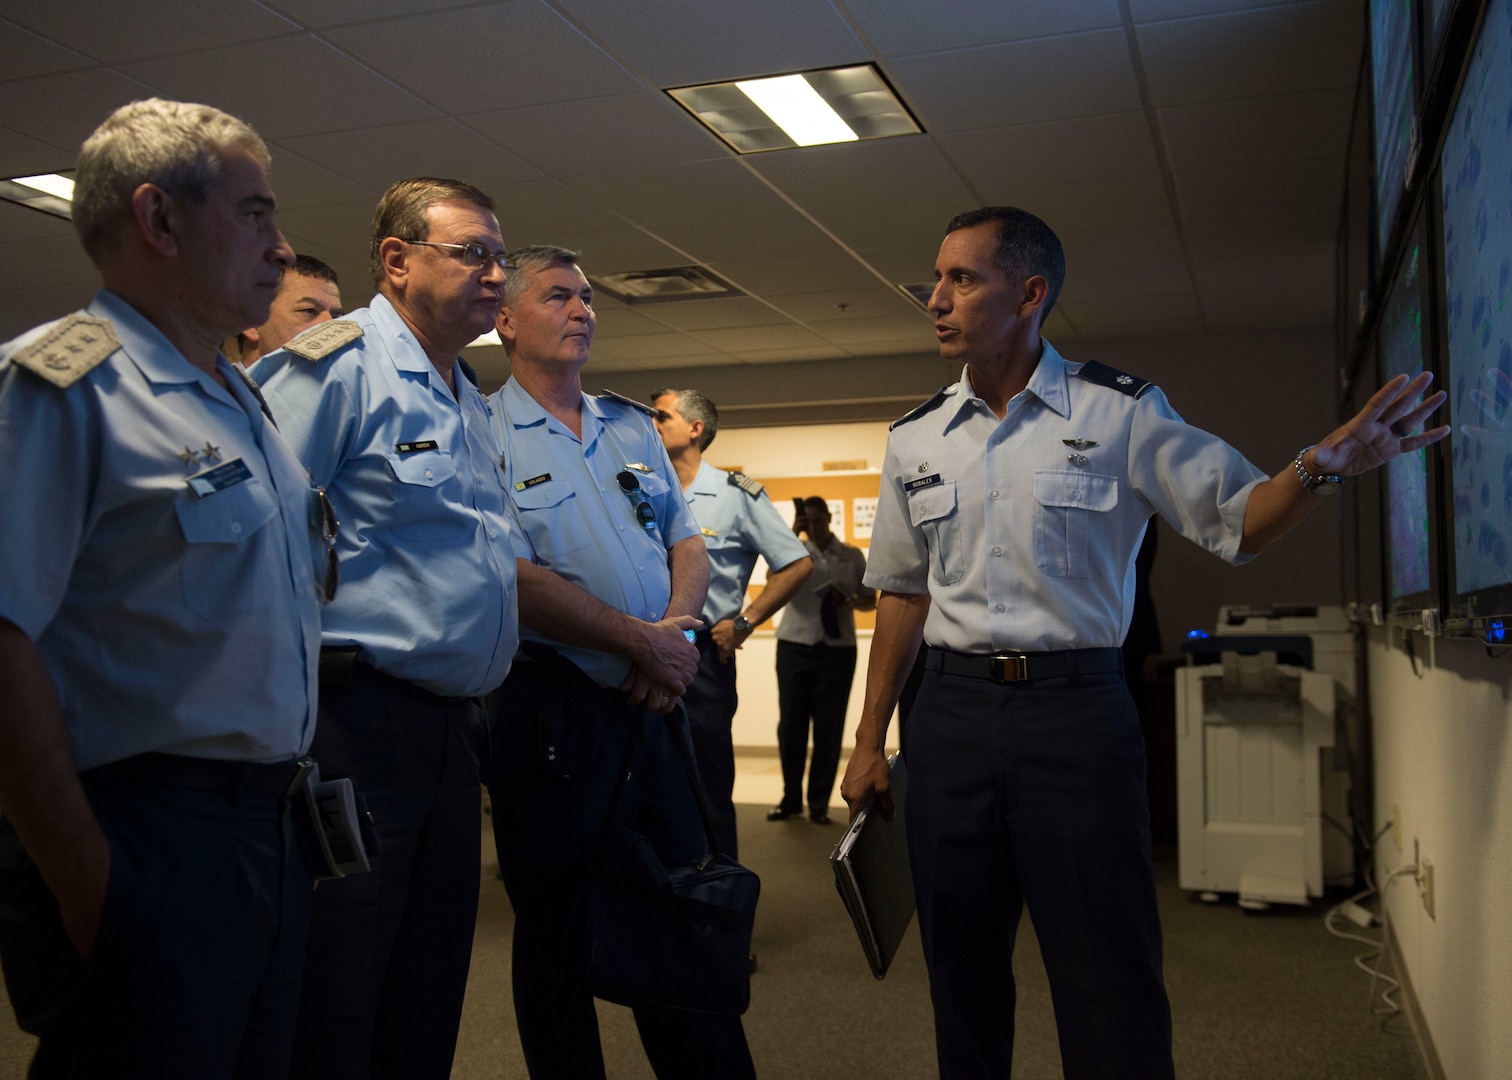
left=1116, top=374, right=1134, bottom=386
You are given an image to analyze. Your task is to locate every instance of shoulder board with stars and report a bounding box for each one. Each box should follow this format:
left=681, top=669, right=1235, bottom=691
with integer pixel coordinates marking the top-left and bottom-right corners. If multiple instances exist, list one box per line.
left=728, top=471, right=765, bottom=498
left=283, top=319, right=363, bottom=362
left=9, top=314, right=120, bottom=389
left=889, top=384, right=953, bottom=431
left=1074, top=360, right=1152, bottom=399
left=596, top=388, right=660, bottom=418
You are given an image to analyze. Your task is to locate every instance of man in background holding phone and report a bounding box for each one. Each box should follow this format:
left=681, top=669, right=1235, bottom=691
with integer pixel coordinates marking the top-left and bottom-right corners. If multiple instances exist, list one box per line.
left=773, top=496, right=875, bottom=824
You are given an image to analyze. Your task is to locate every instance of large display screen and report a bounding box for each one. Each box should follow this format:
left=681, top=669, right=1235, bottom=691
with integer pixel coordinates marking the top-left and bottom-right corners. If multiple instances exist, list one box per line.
left=1441, top=0, right=1512, bottom=613
left=1371, top=0, right=1417, bottom=256
left=1380, top=214, right=1435, bottom=604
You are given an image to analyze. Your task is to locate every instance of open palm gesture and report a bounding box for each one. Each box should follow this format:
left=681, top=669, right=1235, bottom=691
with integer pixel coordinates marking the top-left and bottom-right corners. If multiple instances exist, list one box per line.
left=1310, top=372, right=1450, bottom=477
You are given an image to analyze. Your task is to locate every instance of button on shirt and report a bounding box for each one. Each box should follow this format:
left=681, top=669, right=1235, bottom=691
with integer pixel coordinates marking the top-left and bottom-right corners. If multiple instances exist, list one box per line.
left=864, top=341, right=1266, bottom=654
left=0, top=290, right=321, bottom=770
left=682, top=460, right=809, bottom=625
left=776, top=538, right=870, bottom=647
left=489, top=378, right=701, bottom=689
left=252, top=294, right=519, bottom=698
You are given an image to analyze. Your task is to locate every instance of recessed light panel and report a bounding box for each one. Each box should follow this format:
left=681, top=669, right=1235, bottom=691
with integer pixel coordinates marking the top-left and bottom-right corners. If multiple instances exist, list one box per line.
left=668, top=64, right=921, bottom=154
left=0, top=172, right=75, bottom=219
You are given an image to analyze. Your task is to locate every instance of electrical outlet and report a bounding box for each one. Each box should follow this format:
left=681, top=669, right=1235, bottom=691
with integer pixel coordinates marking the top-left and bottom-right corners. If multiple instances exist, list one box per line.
left=1420, top=856, right=1436, bottom=920
left=1391, top=805, right=1403, bottom=852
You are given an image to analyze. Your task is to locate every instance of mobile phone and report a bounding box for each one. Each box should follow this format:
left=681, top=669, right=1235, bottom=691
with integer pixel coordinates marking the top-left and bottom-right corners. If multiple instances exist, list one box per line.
left=793, top=497, right=805, bottom=515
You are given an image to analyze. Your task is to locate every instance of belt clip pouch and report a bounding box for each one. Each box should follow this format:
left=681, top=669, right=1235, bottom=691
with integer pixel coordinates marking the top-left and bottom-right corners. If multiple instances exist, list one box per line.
left=586, top=828, right=760, bottom=1016
left=291, top=760, right=378, bottom=882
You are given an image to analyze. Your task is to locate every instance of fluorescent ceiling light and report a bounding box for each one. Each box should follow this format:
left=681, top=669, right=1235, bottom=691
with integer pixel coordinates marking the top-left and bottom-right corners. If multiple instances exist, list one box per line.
left=735, top=74, right=857, bottom=147
left=0, top=171, right=75, bottom=220
left=668, top=64, right=921, bottom=155
left=13, top=173, right=75, bottom=201
left=465, top=329, right=501, bottom=348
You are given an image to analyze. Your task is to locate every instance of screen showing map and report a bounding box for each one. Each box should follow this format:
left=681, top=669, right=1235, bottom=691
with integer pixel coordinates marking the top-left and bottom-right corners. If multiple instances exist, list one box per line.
left=1381, top=222, right=1434, bottom=602
left=1371, top=0, right=1416, bottom=256
left=1441, top=0, right=1512, bottom=603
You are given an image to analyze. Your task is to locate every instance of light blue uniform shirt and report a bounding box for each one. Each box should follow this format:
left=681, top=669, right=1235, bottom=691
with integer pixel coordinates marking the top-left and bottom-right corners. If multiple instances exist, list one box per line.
left=682, top=460, right=809, bottom=625
left=488, top=378, right=701, bottom=689
left=0, top=290, right=321, bottom=770
left=252, top=294, right=519, bottom=698
left=864, top=342, right=1265, bottom=654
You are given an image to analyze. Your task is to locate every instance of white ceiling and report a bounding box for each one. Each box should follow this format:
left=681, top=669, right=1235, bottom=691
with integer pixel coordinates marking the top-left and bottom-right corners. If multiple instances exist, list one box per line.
left=0, top=0, right=1362, bottom=386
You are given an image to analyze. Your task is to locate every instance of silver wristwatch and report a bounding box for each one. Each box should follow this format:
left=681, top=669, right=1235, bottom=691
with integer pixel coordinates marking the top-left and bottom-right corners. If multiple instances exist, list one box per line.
left=1293, top=445, right=1343, bottom=495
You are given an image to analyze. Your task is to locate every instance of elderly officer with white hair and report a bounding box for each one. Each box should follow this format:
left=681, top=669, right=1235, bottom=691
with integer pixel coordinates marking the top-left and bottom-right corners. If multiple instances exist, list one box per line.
left=0, top=98, right=324, bottom=1078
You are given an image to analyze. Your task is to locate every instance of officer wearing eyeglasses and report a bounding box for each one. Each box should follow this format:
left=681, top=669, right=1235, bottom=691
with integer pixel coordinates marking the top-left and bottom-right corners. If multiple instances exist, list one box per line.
left=485, top=245, right=756, bottom=1079
left=249, top=178, right=519, bottom=1080
left=0, top=99, right=324, bottom=1077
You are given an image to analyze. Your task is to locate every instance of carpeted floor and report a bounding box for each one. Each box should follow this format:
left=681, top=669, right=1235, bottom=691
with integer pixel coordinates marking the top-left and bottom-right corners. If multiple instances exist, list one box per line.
left=0, top=793, right=1429, bottom=1079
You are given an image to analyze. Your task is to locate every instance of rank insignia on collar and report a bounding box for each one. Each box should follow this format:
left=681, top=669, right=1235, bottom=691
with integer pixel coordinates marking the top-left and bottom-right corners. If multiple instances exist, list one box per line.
left=1063, top=439, right=1098, bottom=451
left=917, top=462, right=929, bottom=473
left=180, top=446, right=200, bottom=470
left=1068, top=453, right=1089, bottom=467
left=201, top=441, right=222, bottom=463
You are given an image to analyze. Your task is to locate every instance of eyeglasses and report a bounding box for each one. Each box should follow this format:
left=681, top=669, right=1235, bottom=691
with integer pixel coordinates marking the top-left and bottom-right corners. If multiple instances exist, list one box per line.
left=401, top=239, right=511, bottom=273
left=312, top=485, right=340, bottom=604
left=616, top=470, right=657, bottom=532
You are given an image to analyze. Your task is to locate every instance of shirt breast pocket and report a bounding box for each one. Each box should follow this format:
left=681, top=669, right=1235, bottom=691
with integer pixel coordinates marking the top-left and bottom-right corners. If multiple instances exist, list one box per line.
left=907, top=480, right=963, bottom=586
left=384, top=448, right=466, bottom=543
left=510, top=478, right=591, bottom=557
left=1033, top=470, right=1117, bottom=578
left=174, top=477, right=278, bottom=618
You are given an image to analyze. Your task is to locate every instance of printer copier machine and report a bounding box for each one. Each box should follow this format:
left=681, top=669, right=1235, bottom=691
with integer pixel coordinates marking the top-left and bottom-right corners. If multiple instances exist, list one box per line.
left=1176, top=604, right=1356, bottom=908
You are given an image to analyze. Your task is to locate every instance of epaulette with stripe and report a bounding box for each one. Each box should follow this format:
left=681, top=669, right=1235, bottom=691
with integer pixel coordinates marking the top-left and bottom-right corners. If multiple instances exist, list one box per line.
left=9, top=314, right=120, bottom=389
left=728, top=471, right=764, bottom=498
left=284, top=319, right=363, bottom=362
left=1074, top=360, right=1152, bottom=399
left=596, top=388, right=660, bottom=418
left=889, top=385, right=952, bottom=431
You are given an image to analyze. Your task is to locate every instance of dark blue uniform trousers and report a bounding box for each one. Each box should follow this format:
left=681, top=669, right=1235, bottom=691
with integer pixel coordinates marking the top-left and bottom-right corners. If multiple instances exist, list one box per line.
left=489, top=652, right=755, bottom=1080
left=0, top=761, right=311, bottom=1079
left=906, top=660, right=1174, bottom=1080
left=683, top=630, right=742, bottom=857
left=291, top=659, right=489, bottom=1080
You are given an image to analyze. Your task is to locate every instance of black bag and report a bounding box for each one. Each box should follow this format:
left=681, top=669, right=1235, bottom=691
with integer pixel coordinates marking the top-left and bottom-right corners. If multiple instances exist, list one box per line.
left=583, top=706, right=760, bottom=1017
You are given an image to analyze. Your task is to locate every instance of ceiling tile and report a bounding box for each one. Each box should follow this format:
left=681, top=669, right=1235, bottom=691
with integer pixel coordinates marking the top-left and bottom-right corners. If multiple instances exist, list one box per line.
left=0, top=233, right=97, bottom=282
left=0, top=124, right=80, bottom=181
left=847, top=0, right=1122, bottom=57
left=487, top=179, right=628, bottom=237
left=691, top=324, right=831, bottom=352
left=1183, top=217, right=1335, bottom=261
left=587, top=307, right=676, bottom=338
left=324, top=2, right=639, bottom=114
left=766, top=286, right=921, bottom=323
left=730, top=345, right=852, bottom=364
left=983, top=171, right=1174, bottom=233
left=1158, top=87, right=1354, bottom=173
left=631, top=297, right=792, bottom=333
left=1200, top=285, right=1333, bottom=331
left=271, top=0, right=474, bottom=27
left=571, top=159, right=791, bottom=225
left=0, top=68, right=160, bottom=150
left=1062, top=258, right=1192, bottom=301
left=0, top=20, right=94, bottom=78
left=815, top=195, right=976, bottom=265
left=888, top=30, right=1141, bottom=132
left=713, top=251, right=883, bottom=294
left=813, top=314, right=936, bottom=348
left=1059, top=223, right=1187, bottom=268
left=750, top=137, right=974, bottom=214
left=1127, top=0, right=1288, bottom=19
left=648, top=211, right=840, bottom=264
left=1191, top=247, right=1334, bottom=296
left=280, top=119, right=542, bottom=194
left=598, top=332, right=721, bottom=361
left=554, top=0, right=865, bottom=86
left=122, top=36, right=437, bottom=140
left=275, top=198, right=386, bottom=256
left=939, top=113, right=1160, bottom=190
left=1137, top=1, right=1360, bottom=109
left=2, top=0, right=298, bottom=62
left=544, top=227, right=689, bottom=274
left=0, top=199, right=78, bottom=243
left=264, top=145, right=381, bottom=210
left=1059, top=293, right=1204, bottom=337
left=1175, top=154, right=1346, bottom=228
left=465, top=92, right=722, bottom=177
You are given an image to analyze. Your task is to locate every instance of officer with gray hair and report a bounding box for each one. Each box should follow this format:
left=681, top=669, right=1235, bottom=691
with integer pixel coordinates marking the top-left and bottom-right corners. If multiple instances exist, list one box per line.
left=0, top=98, right=323, bottom=1077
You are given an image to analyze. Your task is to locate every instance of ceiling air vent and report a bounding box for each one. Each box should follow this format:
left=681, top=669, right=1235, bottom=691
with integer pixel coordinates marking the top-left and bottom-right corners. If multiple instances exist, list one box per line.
left=591, top=266, right=744, bottom=305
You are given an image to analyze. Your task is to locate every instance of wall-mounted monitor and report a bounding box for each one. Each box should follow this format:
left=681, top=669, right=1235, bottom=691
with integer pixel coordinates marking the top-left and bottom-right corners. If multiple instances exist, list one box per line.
left=1439, top=0, right=1512, bottom=633
left=1380, top=207, right=1441, bottom=611
left=1370, top=0, right=1419, bottom=258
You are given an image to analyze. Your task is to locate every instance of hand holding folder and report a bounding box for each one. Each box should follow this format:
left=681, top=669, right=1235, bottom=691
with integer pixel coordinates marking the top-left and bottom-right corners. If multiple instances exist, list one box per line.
left=829, top=753, right=914, bottom=979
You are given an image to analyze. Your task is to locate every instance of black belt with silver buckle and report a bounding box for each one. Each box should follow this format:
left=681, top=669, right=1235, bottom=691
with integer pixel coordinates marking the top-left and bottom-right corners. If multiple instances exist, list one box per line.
left=927, top=646, right=1123, bottom=684
left=83, top=752, right=312, bottom=800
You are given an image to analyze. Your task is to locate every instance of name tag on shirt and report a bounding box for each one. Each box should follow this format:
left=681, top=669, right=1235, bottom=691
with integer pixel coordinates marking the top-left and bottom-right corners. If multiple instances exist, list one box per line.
left=186, top=458, right=252, bottom=499
left=395, top=440, right=439, bottom=454
left=905, top=473, right=942, bottom=492
left=514, top=473, right=551, bottom=491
